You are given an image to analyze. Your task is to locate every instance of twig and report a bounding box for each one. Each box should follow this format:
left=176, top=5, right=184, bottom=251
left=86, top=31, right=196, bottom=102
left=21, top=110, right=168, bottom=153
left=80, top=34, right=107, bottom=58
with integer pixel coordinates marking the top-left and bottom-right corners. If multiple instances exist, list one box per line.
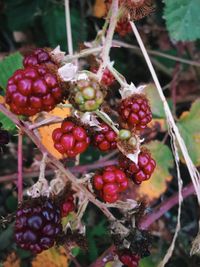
left=65, top=0, right=73, bottom=55
left=97, top=0, right=119, bottom=81
left=113, top=40, right=200, bottom=68
left=94, top=110, right=119, bottom=134
left=17, top=130, right=23, bottom=203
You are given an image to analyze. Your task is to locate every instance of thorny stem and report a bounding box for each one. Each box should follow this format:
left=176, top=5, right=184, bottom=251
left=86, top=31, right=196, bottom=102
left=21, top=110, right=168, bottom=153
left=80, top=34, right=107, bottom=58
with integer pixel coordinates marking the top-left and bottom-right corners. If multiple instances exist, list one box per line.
left=17, top=130, right=23, bottom=203
left=63, top=46, right=102, bottom=62
left=107, top=62, right=128, bottom=87
left=65, top=0, right=73, bottom=55
left=28, top=116, right=63, bottom=130
left=97, top=0, right=119, bottom=81
left=38, top=153, right=47, bottom=181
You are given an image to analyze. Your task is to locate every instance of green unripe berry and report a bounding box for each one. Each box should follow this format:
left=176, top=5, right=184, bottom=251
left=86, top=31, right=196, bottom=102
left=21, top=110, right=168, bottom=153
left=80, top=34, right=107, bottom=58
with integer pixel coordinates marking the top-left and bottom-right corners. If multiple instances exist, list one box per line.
left=119, top=129, right=131, bottom=140
left=84, top=100, right=99, bottom=111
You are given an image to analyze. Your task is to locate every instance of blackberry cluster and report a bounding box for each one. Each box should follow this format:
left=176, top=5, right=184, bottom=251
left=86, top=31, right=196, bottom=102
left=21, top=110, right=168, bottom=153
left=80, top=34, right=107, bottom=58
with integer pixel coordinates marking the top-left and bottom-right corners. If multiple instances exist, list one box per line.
left=14, top=198, right=62, bottom=254
left=93, top=166, right=128, bottom=203
left=52, top=119, right=90, bottom=158
left=119, top=150, right=156, bottom=184
left=119, top=94, right=152, bottom=131
left=93, top=122, right=117, bottom=151
left=6, top=65, right=63, bottom=116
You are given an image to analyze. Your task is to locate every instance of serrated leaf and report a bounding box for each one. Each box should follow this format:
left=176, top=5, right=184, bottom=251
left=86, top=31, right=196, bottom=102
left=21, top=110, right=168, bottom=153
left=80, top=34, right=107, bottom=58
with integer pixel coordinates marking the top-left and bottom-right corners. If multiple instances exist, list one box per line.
left=0, top=96, right=16, bottom=132
left=0, top=52, right=23, bottom=91
left=137, top=141, right=174, bottom=202
left=177, top=99, right=200, bottom=166
left=164, top=0, right=200, bottom=41
left=3, top=252, right=20, bottom=267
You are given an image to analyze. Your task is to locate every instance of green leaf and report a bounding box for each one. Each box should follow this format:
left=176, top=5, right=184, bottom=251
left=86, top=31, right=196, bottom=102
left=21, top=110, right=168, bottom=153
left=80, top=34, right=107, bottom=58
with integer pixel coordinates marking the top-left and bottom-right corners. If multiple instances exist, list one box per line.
left=0, top=111, right=16, bottom=132
left=144, top=84, right=165, bottom=118
left=164, top=0, right=200, bottom=41
left=138, top=141, right=174, bottom=201
left=41, top=5, right=87, bottom=51
left=0, top=224, right=14, bottom=250
left=0, top=52, right=23, bottom=91
left=5, top=0, right=41, bottom=30
left=139, top=257, right=155, bottom=267
left=177, top=99, right=200, bottom=166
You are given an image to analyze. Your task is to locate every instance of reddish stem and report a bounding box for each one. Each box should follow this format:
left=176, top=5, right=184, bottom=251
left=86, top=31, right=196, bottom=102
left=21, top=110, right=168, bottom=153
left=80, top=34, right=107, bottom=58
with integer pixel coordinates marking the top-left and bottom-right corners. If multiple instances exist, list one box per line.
left=139, top=183, right=195, bottom=230
left=17, top=130, right=23, bottom=203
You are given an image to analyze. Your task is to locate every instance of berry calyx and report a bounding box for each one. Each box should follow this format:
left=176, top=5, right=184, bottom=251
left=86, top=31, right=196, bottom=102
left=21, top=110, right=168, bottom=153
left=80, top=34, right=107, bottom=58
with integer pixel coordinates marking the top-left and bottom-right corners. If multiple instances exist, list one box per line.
left=14, top=198, right=62, bottom=254
left=119, top=149, right=156, bottom=184
left=115, top=19, right=132, bottom=37
left=70, top=78, right=106, bottom=112
left=91, top=67, right=115, bottom=87
left=61, top=195, right=75, bottom=217
left=6, top=65, right=63, bottom=116
left=93, top=166, right=128, bottom=203
left=23, top=48, right=55, bottom=67
left=93, top=122, right=117, bottom=152
left=52, top=119, right=90, bottom=158
left=119, top=94, right=152, bottom=131
left=118, top=250, right=140, bottom=267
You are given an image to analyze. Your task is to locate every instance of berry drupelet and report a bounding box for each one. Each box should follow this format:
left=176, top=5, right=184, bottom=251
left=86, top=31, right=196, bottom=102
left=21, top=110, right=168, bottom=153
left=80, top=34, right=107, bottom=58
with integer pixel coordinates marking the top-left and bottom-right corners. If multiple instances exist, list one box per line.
left=61, top=194, right=75, bottom=217
left=91, top=67, right=115, bottom=87
left=119, top=94, right=152, bottom=131
left=119, top=150, right=156, bottom=184
left=118, top=250, right=140, bottom=267
left=115, top=19, right=132, bottom=36
left=6, top=65, right=63, bottom=116
left=93, top=166, right=128, bottom=203
left=93, top=122, right=117, bottom=152
left=52, top=119, right=90, bottom=158
left=23, top=48, right=55, bottom=67
left=14, top=198, right=62, bottom=254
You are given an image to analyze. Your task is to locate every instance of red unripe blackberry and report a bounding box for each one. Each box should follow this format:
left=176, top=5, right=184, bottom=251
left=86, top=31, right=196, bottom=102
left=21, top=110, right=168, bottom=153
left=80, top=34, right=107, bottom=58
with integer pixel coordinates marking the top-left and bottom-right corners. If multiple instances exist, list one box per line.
left=91, top=67, right=115, bottom=87
left=14, top=198, right=62, bottom=254
left=119, top=94, right=152, bottom=131
left=23, top=48, right=55, bottom=67
left=93, top=123, right=117, bottom=152
left=118, top=250, right=140, bottom=267
left=61, top=195, right=75, bottom=217
left=115, top=19, right=132, bottom=36
left=52, top=119, right=90, bottom=158
left=6, top=65, right=63, bottom=116
left=119, top=150, right=156, bottom=184
left=93, top=166, right=128, bottom=203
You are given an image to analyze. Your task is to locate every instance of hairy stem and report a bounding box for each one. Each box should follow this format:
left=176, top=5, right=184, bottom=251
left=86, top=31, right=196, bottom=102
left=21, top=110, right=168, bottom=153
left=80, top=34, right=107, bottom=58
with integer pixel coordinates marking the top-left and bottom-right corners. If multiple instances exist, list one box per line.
left=65, top=0, right=73, bottom=55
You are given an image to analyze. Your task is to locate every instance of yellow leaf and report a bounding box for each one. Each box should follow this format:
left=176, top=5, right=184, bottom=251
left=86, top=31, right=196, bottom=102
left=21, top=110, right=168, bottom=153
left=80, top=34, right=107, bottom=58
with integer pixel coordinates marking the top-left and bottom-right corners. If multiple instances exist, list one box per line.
left=137, top=141, right=174, bottom=202
left=3, top=252, right=20, bottom=267
left=32, top=247, right=68, bottom=267
left=0, top=95, right=5, bottom=104
left=93, top=0, right=107, bottom=18
left=31, top=102, right=70, bottom=159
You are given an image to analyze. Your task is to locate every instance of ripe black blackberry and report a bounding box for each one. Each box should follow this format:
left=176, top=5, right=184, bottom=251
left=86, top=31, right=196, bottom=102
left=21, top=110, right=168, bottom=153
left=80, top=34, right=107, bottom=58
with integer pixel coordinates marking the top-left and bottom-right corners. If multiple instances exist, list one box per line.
left=14, top=197, right=62, bottom=254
